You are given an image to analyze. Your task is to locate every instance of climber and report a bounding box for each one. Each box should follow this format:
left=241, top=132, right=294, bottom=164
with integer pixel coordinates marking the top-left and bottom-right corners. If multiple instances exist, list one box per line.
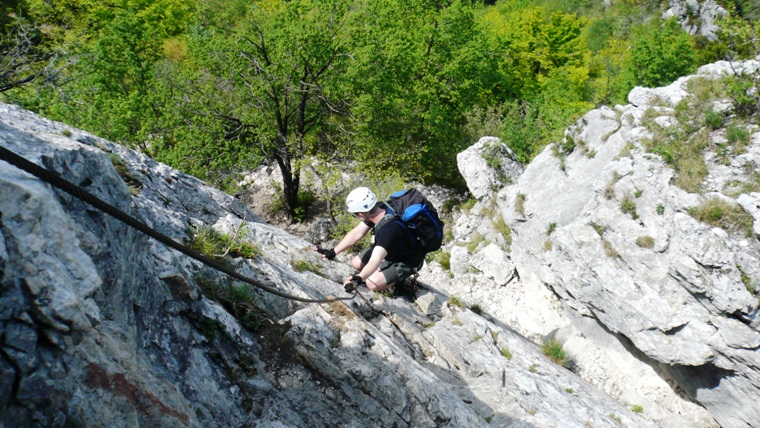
left=314, top=187, right=426, bottom=293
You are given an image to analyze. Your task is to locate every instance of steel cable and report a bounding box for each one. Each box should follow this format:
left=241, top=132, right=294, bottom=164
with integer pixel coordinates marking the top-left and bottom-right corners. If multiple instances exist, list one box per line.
left=0, top=144, right=354, bottom=304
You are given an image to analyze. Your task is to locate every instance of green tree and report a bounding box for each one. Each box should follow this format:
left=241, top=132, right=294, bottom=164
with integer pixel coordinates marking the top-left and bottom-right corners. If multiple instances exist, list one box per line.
left=0, top=0, right=65, bottom=94
left=6, top=0, right=194, bottom=149
left=168, top=0, right=355, bottom=220
left=629, top=17, right=697, bottom=88
left=480, top=4, right=591, bottom=160
left=347, top=0, right=496, bottom=187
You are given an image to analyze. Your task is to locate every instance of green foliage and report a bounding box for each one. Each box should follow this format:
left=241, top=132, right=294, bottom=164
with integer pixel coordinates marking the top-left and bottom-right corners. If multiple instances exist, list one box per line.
left=714, top=15, right=760, bottom=60
left=629, top=18, right=697, bottom=88
left=630, top=404, right=644, bottom=414
left=727, top=124, right=750, bottom=145
left=704, top=109, right=725, bottom=130
left=345, top=0, right=496, bottom=188
left=499, top=100, right=545, bottom=163
left=500, top=347, right=513, bottom=360
left=2, top=0, right=737, bottom=202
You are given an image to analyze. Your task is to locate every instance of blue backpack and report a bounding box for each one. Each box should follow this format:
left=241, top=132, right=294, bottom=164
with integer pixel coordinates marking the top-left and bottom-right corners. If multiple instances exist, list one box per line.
left=375, top=188, right=444, bottom=253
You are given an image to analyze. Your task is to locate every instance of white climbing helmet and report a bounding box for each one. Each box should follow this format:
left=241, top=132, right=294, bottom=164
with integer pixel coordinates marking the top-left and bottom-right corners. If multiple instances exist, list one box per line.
left=345, top=187, right=378, bottom=213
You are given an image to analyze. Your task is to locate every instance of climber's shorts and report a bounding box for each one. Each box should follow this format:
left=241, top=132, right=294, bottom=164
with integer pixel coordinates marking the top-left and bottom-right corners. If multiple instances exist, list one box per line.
left=358, top=247, right=419, bottom=285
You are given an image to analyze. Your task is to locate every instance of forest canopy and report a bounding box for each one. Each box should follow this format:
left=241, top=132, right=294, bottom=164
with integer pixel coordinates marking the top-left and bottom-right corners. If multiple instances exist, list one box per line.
left=2, top=0, right=759, bottom=219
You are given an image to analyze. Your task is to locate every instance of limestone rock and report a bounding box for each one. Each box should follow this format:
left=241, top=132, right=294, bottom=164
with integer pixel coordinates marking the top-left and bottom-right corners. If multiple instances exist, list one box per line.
left=1, top=103, right=659, bottom=427
left=456, top=136, right=523, bottom=200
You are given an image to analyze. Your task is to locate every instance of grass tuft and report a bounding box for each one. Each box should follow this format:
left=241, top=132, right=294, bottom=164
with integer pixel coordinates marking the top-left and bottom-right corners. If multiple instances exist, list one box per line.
left=688, top=197, right=754, bottom=237
left=541, top=338, right=571, bottom=368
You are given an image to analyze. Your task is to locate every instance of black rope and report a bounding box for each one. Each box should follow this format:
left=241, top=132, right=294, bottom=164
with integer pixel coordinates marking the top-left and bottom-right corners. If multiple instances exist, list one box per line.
left=0, top=144, right=354, bottom=304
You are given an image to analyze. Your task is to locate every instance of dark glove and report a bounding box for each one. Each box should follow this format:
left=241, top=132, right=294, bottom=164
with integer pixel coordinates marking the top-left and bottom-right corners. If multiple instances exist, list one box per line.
left=345, top=274, right=363, bottom=292
left=317, top=247, right=336, bottom=260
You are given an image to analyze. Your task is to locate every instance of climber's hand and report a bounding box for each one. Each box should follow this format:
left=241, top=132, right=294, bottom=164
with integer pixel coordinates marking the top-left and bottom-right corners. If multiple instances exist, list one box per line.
left=315, top=246, right=336, bottom=260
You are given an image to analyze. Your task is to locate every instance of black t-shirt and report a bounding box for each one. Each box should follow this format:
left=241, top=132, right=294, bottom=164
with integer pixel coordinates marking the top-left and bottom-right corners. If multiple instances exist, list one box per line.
left=372, top=217, right=426, bottom=268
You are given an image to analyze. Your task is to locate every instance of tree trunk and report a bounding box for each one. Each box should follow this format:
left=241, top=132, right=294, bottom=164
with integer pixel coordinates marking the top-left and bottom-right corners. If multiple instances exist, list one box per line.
left=274, top=152, right=299, bottom=223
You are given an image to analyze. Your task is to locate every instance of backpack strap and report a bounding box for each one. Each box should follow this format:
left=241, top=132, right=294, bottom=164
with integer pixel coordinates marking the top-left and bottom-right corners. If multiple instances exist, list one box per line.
left=373, top=213, right=395, bottom=233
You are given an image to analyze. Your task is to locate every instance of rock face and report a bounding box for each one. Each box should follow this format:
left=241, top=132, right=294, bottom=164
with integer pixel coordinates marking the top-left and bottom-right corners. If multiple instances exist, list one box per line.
left=664, top=0, right=727, bottom=41
left=1, top=103, right=661, bottom=427
left=453, top=60, right=760, bottom=428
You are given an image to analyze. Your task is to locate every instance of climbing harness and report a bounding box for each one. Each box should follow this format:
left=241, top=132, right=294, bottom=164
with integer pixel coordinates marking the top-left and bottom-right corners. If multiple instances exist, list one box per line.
left=0, top=144, right=354, bottom=304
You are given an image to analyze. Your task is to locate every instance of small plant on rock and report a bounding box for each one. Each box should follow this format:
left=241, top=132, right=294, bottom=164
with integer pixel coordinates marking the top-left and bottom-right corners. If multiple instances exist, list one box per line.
left=448, top=295, right=465, bottom=308
left=515, top=193, right=526, bottom=217
left=547, top=222, right=557, bottom=235
left=189, top=225, right=262, bottom=260
left=290, top=259, right=326, bottom=277
left=688, top=197, right=754, bottom=237
left=433, top=251, right=451, bottom=270
left=635, top=235, right=655, bottom=248
left=620, top=195, right=639, bottom=220
left=541, top=338, right=571, bottom=368
left=602, top=238, right=619, bottom=258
